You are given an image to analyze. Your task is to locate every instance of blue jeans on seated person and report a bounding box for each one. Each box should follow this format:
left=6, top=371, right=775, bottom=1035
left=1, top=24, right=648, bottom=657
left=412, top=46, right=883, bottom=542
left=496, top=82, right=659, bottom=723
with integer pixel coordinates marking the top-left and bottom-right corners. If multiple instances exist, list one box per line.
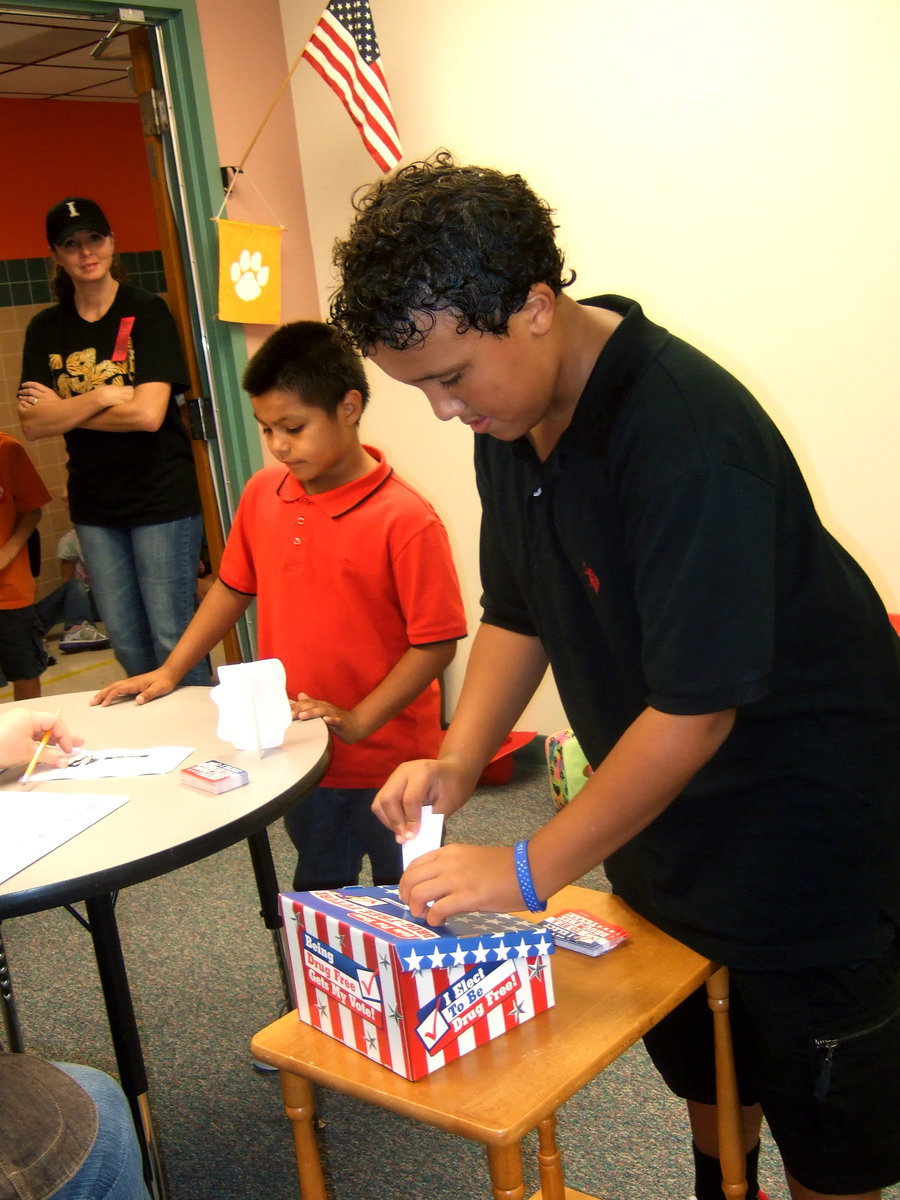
left=76, top=516, right=209, bottom=684
left=53, top=1064, right=150, bottom=1200
left=36, top=577, right=94, bottom=632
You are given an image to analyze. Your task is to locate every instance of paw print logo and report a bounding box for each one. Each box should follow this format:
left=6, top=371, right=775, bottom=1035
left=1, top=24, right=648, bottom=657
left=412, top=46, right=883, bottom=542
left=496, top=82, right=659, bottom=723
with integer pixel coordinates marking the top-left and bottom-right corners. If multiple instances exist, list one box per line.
left=230, top=249, right=270, bottom=302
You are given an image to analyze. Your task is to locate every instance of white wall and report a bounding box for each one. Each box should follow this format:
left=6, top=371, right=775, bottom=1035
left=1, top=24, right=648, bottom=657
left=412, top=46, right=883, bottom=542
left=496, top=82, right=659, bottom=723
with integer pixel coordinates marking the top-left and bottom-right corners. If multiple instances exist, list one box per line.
left=280, top=0, right=900, bottom=732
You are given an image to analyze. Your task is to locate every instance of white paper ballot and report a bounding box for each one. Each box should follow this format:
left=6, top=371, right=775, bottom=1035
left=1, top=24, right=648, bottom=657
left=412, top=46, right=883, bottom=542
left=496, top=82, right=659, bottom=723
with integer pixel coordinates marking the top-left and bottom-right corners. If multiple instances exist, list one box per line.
left=211, top=658, right=292, bottom=752
left=22, top=746, right=193, bottom=782
left=402, top=805, right=444, bottom=870
left=1, top=792, right=128, bottom=884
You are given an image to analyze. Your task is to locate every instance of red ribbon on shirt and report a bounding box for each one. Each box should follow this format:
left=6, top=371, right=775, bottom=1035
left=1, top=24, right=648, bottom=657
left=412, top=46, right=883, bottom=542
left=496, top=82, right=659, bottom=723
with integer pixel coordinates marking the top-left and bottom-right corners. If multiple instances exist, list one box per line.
left=111, top=316, right=135, bottom=362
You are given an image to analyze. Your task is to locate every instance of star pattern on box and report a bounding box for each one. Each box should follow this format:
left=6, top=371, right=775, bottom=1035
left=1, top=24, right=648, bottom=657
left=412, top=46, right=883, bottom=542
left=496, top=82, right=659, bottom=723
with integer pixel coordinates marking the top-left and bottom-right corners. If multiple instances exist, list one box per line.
left=528, top=960, right=547, bottom=983
left=403, top=947, right=424, bottom=971
left=400, top=929, right=553, bottom=971
left=509, top=997, right=527, bottom=1020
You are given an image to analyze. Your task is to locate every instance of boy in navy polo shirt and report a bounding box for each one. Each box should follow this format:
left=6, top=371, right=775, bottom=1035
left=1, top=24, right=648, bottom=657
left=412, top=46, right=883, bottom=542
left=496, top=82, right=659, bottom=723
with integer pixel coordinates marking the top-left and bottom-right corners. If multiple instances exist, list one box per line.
left=329, top=152, right=900, bottom=1200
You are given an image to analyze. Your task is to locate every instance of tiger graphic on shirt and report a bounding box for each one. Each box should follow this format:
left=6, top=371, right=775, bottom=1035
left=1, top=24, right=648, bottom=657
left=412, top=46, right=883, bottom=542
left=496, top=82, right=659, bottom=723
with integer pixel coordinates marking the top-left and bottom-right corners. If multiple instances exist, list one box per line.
left=48, top=344, right=134, bottom=397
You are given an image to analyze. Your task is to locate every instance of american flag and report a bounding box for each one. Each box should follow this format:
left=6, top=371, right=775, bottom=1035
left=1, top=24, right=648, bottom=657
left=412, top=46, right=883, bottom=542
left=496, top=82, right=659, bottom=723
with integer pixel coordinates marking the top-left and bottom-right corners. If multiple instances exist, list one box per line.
left=302, top=0, right=402, bottom=173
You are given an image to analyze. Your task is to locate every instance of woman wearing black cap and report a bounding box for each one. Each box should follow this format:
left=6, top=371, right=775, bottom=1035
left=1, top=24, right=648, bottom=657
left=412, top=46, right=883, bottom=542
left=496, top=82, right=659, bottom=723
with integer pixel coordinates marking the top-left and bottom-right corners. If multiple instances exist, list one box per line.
left=16, top=197, right=208, bottom=685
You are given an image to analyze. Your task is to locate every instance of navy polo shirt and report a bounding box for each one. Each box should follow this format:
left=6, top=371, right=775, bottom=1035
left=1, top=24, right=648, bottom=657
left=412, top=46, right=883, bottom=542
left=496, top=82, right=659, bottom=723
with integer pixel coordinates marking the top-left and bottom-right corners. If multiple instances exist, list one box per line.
left=476, top=296, right=900, bottom=969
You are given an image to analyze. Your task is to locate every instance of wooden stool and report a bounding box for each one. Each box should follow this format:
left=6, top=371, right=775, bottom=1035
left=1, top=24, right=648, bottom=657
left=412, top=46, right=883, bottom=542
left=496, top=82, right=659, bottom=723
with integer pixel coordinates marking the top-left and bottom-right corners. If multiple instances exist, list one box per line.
left=251, top=885, right=746, bottom=1200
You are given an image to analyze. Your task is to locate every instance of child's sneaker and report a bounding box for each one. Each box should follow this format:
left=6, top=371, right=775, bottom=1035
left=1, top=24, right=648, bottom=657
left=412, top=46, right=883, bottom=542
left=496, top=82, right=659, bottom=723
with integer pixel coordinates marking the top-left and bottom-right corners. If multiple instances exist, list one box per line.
left=59, top=621, right=110, bottom=653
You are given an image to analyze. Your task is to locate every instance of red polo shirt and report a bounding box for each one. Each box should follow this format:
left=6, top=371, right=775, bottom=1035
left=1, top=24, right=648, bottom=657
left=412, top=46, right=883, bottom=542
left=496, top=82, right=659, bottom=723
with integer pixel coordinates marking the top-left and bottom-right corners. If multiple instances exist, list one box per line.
left=219, top=447, right=467, bottom=787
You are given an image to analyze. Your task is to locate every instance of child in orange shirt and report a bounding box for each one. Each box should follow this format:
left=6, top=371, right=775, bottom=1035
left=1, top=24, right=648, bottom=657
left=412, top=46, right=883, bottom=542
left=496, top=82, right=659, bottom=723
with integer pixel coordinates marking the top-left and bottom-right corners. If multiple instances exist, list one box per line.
left=0, top=433, right=51, bottom=699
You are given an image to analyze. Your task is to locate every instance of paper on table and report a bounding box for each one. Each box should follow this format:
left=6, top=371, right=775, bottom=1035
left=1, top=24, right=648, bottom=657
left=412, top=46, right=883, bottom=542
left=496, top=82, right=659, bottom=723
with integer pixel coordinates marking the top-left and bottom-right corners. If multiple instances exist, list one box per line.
left=22, top=746, right=194, bottom=783
left=211, top=659, right=292, bottom=752
left=401, top=805, right=444, bottom=870
left=0, top=792, right=128, bottom=884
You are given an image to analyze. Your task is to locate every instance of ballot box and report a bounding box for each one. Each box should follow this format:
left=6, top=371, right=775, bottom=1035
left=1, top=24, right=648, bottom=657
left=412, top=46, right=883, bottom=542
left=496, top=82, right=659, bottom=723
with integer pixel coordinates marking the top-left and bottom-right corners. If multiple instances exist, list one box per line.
left=279, top=886, right=555, bottom=1080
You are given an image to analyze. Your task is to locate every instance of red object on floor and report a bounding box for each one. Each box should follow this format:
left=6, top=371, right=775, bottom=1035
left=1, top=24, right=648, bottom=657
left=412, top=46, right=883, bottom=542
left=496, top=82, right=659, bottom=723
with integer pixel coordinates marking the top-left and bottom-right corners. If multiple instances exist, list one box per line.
left=477, top=730, right=537, bottom=785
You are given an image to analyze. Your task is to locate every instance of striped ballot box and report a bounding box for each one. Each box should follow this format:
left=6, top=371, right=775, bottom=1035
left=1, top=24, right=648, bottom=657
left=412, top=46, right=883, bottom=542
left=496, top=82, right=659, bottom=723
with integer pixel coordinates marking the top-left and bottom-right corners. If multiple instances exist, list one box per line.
left=279, top=887, right=555, bottom=1080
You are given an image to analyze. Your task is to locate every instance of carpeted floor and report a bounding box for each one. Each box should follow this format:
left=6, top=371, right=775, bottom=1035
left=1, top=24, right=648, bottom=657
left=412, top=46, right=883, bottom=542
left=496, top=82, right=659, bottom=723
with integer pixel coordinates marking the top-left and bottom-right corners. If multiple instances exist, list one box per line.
left=3, top=747, right=896, bottom=1200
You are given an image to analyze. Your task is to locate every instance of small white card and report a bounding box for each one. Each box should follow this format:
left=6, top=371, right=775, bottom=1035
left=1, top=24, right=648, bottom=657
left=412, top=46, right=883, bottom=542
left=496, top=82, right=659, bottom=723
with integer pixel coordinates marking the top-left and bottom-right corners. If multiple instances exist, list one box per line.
left=401, top=805, right=444, bottom=870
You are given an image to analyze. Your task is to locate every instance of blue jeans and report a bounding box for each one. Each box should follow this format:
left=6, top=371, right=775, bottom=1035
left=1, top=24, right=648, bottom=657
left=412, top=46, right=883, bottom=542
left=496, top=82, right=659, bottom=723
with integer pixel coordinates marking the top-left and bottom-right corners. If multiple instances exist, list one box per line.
left=53, top=1064, right=151, bottom=1200
left=283, top=786, right=403, bottom=891
left=36, top=577, right=94, bottom=631
left=76, top=517, right=209, bottom=683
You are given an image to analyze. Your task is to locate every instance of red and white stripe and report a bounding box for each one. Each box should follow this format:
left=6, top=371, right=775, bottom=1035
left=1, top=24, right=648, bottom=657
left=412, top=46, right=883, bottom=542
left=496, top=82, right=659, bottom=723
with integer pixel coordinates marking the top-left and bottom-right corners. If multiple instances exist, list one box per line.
left=302, top=8, right=402, bottom=173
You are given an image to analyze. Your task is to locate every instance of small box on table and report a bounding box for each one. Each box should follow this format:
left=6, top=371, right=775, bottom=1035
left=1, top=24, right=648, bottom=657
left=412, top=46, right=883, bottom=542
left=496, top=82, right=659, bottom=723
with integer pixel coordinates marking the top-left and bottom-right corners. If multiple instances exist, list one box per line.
left=180, top=759, right=248, bottom=794
left=279, top=887, right=555, bottom=1080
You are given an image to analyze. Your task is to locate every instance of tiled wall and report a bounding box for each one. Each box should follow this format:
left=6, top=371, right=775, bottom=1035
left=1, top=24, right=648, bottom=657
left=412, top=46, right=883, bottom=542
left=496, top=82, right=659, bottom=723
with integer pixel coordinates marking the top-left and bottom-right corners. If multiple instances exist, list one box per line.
left=0, top=251, right=168, bottom=602
left=0, top=250, right=166, bottom=309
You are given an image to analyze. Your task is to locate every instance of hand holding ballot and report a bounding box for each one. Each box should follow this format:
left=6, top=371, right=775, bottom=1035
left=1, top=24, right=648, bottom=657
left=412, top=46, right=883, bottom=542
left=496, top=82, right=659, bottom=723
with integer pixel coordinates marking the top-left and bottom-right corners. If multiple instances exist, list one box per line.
left=372, top=755, right=478, bottom=844
left=399, top=842, right=527, bottom=929
left=0, top=708, right=82, bottom=771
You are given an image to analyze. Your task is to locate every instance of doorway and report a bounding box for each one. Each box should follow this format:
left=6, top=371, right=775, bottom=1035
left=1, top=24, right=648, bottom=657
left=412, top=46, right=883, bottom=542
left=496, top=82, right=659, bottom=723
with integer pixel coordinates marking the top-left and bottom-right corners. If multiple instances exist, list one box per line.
left=0, top=1, right=257, bottom=662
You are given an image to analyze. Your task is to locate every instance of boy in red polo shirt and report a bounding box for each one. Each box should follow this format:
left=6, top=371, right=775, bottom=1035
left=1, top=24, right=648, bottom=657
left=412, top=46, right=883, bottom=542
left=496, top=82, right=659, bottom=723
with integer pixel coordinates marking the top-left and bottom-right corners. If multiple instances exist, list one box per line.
left=94, top=321, right=466, bottom=890
left=0, top=432, right=51, bottom=700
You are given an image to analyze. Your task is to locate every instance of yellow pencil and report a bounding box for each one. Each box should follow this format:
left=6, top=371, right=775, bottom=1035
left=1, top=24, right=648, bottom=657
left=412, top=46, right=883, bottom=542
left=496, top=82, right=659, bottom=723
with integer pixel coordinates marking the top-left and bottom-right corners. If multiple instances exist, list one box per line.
left=21, top=708, right=62, bottom=784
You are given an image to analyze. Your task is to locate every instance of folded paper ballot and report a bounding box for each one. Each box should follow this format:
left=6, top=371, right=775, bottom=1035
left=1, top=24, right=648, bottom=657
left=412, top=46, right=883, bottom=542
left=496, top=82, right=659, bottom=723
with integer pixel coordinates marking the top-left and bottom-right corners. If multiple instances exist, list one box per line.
left=401, top=805, right=443, bottom=869
left=211, top=659, right=292, bottom=751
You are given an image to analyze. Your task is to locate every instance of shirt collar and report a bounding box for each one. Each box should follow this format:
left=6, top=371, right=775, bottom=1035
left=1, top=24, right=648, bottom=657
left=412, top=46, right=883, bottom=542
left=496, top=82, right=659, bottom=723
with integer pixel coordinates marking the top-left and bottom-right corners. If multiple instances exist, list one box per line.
left=274, top=445, right=392, bottom=516
left=501, top=295, right=668, bottom=476
left=560, top=295, right=669, bottom=453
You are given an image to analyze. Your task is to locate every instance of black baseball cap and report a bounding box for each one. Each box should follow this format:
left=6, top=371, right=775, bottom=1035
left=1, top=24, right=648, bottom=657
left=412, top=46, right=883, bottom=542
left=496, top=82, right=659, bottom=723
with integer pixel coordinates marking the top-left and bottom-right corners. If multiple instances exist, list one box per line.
left=46, top=197, right=112, bottom=246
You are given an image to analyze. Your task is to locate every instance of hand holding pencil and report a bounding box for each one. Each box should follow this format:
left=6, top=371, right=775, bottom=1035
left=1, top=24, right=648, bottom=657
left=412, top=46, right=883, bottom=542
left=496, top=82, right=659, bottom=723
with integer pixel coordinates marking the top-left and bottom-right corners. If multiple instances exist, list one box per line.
left=0, top=709, right=83, bottom=775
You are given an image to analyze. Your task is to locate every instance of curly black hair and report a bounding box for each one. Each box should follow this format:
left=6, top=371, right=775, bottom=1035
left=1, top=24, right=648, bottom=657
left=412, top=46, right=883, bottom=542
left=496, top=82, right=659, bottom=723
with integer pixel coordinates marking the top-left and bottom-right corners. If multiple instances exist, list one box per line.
left=330, top=150, right=574, bottom=353
left=242, top=320, right=369, bottom=414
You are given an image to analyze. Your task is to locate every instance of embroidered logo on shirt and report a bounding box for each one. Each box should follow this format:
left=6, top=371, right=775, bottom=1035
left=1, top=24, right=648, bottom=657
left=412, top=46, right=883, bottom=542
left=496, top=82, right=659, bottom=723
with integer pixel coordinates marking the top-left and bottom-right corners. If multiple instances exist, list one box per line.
left=582, top=562, right=600, bottom=593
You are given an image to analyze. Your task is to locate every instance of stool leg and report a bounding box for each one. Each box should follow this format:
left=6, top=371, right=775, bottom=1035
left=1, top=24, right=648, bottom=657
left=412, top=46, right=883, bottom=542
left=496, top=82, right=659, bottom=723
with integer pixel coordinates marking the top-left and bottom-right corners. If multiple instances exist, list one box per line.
left=706, top=967, right=747, bottom=1200
left=279, top=1072, right=329, bottom=1200
left=535, top=1115, right=566, bottom=1200
left=486, top=1142, right=527, bottom=1200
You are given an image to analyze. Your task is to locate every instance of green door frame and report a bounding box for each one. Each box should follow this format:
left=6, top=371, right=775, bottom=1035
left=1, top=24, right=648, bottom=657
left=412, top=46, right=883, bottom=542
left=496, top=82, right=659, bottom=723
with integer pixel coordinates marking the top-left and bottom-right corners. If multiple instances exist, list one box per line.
left=18, top=0, right=263, bottom=510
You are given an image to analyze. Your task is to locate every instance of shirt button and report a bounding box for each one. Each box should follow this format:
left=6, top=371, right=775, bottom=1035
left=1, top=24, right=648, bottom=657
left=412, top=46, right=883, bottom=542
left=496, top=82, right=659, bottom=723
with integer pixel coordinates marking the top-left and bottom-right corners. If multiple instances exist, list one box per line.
left=532, top=487, right=542, bottom=498
left=292, top=537, right=302, bottom=545
left=296, top=516, right=305, bottom=525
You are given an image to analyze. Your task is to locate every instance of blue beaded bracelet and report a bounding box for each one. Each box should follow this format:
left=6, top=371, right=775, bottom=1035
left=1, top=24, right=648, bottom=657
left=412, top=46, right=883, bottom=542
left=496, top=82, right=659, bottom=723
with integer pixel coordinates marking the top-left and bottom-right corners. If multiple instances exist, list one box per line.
left=514, top=839, right=546, bottom=912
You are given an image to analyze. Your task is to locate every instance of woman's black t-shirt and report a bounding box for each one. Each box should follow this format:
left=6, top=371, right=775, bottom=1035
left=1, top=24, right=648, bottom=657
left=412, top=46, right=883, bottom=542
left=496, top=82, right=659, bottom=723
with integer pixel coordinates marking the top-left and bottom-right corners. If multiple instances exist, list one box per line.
left=21, top=283, right=200, bottom=527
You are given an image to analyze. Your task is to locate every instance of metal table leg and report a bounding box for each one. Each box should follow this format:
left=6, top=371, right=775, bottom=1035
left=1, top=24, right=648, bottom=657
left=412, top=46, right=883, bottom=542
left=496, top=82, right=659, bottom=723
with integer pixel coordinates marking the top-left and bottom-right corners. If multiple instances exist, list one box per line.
left=246, top=827, right=295, bottom=1010
left=0, top=925, right=25, bottom=1053
left=84, top=893, right=168, bottom=1200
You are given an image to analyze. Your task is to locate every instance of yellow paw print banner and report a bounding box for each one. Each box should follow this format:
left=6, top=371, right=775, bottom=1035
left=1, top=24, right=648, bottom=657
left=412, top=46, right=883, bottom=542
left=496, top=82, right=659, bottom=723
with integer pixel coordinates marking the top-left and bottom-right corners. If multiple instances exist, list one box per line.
left=216, top=219, right=282, bottom=324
